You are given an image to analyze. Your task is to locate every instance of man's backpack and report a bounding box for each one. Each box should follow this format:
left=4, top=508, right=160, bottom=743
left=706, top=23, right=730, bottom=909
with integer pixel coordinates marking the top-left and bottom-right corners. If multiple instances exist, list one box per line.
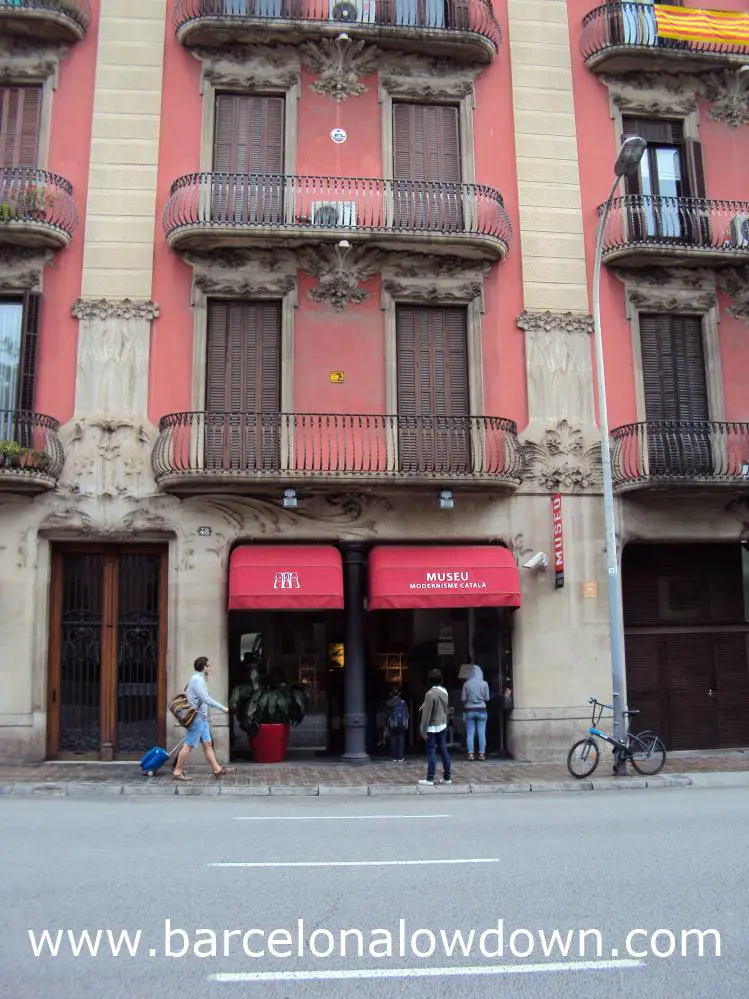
left=387, top=700, right=409, bottom=731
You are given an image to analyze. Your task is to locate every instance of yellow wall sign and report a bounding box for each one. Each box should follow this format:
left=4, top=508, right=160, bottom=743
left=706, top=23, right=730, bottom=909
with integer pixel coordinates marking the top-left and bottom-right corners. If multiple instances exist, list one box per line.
left=330, top=371, right=344, bottom=384
left=582, top=581, right=598, bottom=599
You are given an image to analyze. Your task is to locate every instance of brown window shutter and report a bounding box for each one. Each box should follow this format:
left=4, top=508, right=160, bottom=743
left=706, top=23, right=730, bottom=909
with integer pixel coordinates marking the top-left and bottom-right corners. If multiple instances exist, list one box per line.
left=205, top=300, right=281, bottom=471
left=683, top=138, right=706, bottom=199
left=392, top=103, right=461, bottom=182
left=18, top=291, right=41, bottom=412
left=639, top=313, right=707, bottom=421
left=622, top=117, right=684, bottom=146
left=213, top=94, right=284, bottom=174
left=396, top=306, right=469, bottom=473
left=0, top=86, right=42, bottom=167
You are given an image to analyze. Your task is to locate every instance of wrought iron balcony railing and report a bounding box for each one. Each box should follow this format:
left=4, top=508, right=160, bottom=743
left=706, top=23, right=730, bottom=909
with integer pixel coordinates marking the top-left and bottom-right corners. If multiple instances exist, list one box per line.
left=0, top=410, right=64, bottom=489
left=162, top=173, right=511, bottom=257
left=0, top=169, right=78, bottom=247
left=598, top=195, right=749, bottom=265
left=611, top=420, right=749, bottom=491
left=152, top=411, right=524, bottom=490
left=173, top=0, right=501, bottom=62
left=582, top=2, right=749, bottom=71
left=0, top=0, right=92, bottom=40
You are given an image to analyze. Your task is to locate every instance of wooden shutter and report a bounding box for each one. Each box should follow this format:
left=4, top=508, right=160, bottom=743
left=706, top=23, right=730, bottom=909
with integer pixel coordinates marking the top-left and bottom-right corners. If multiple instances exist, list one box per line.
left=18, top=292, right=41, bottom=413
left=622, top=117, right=684, bottom=145
left=396, top=306, right=470, bottom=474
left=392, top=103, right=462, bottom=232
left=0, top=86, right=42, bottom=167
left=212, top=94, right=285, bottom=225
left=205, top=300, right=281, bottom=472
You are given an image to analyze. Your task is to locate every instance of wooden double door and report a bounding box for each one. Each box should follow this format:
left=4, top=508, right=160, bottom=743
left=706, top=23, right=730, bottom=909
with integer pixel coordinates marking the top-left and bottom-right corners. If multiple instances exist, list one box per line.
left=47, top=546, right=168, bottom=760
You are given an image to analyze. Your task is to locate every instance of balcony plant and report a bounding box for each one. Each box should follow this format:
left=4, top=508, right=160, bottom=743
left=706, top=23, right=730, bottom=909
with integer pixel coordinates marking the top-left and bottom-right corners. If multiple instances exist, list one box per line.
left=0, top=441, right=49, bottom=471
left=229, top=666, right=308, bottom=764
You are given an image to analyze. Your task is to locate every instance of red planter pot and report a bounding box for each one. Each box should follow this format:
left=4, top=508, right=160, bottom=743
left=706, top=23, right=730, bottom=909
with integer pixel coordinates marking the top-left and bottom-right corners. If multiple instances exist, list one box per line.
left=250, top=723, right=290, bottom=763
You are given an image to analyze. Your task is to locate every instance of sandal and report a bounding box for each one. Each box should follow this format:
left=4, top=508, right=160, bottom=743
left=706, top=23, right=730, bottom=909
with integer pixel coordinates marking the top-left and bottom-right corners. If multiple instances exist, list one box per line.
left=172, top=773, right=192, bottom=782
left=213, top=767, right=233, bottom=778
left=467, top=753, right=474, bottom=761
left=478, top=753, right=486, bottom=761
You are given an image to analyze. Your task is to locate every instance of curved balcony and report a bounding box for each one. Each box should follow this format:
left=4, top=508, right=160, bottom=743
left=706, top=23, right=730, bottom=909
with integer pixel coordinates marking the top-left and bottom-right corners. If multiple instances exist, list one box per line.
left=174, top=0, right=500, bottom=64
left=0, top=411, right=64, bottom=494
left=582, top=2, right=749, bottom=74
left=0, top=169, right=78, bottom=250
left=163, top=173, right=511, bottom=260
left=0, top=0, right=91, bottom=42
left=598, top=196, right=749, bottom=267
left=612, top=421, right=749, bottom=494
left=152, top=411, right=524, bottom=495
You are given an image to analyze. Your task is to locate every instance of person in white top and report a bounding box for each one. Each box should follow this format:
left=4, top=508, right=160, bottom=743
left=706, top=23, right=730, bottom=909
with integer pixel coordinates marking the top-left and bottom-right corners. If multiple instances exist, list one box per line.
left=173, top=656, right=233, bottom=782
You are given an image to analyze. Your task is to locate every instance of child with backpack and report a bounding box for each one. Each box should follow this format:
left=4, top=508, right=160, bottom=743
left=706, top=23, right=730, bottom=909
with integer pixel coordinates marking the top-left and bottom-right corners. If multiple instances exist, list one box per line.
left=385, top=685, right=409, bottom=762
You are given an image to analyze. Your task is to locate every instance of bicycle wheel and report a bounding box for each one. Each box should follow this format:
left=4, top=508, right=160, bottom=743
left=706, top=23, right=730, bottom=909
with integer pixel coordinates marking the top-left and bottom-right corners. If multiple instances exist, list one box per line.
left=567, top=738, right=600, bottom=779
left=628, top=732, right=667, bottom=776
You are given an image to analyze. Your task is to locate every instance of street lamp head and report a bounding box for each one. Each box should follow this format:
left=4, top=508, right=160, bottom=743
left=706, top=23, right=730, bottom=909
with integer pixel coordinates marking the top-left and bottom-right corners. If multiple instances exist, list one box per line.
left=613, top=136, right=647, bottom=177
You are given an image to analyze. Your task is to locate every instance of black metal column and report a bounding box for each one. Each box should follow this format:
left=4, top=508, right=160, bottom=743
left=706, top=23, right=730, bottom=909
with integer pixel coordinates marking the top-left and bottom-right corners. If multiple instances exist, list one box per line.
left=340, top=542, right=369, bottom=765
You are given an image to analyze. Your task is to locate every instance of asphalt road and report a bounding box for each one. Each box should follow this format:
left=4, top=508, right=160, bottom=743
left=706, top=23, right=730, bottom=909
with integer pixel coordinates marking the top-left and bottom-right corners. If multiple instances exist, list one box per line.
left=1, top=787, right=745, bottom=999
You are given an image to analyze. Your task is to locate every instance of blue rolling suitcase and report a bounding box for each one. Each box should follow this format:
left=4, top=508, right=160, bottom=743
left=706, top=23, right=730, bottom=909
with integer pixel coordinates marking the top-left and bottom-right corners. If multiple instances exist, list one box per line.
left=140, top=739, right=184, bottom=777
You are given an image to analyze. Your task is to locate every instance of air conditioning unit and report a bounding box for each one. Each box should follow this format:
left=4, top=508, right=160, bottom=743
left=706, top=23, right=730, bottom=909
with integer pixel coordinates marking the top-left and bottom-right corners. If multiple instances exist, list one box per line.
left=729, top=213, right=749, bottom=248
left=329, top=0, right=376, bottom=24
left=311, top=201, right=357, bottom=227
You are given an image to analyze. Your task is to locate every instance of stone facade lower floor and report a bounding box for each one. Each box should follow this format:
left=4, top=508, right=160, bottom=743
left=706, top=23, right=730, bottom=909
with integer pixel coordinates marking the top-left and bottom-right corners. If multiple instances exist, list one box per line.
left=0, top=478, right=747, bottom=764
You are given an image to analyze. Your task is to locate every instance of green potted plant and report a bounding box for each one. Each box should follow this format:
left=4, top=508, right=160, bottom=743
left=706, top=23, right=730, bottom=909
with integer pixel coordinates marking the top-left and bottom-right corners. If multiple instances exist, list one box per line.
left=0, top=440, right=22, bottom=468
left=229, top=666, right=308, bottom=764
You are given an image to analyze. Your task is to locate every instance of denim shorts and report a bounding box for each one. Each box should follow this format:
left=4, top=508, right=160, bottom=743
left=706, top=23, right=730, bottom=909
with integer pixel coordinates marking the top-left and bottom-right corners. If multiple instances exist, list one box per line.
left=184, top=716, right=211, bottom=747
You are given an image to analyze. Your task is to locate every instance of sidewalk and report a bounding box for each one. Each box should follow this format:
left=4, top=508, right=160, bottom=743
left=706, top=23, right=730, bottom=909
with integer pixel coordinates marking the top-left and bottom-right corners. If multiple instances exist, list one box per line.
left=2, top=750, right=749, bottom=797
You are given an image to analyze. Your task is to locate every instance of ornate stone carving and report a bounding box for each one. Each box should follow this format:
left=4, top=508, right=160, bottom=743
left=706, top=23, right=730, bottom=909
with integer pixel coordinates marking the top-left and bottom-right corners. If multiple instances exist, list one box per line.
left=518, top=312, right=596, bottom=425
left=59, top=418, right=157, bottom=501
left=0, top=38, right=69, bottom=82
left=379, top=54, right=479, bottom=100
left=716, top=267, right=749, bottom=324
left=298, top=244, right=384, bottom=310
left=71, top=299, right=159, bottom=321
left=183, top=248, right=297, bottom=298
left=612, top=266, right=719, bottom=314
left=600, top=71, right=699, bottom=116
left=192, top=44, right=300, bottom=90
left=301, top=38, right=380, bottom=102
left=0, top=246, right=54, bottom=291
left=521, top=420, right=602, bottom=493
left=699, top=69, right=749, bottom=130
left=203, top=492, right=392, bottom=540
left=516, top=310, right=593, bottom=337
left=381, top=254, right=492, bottom=302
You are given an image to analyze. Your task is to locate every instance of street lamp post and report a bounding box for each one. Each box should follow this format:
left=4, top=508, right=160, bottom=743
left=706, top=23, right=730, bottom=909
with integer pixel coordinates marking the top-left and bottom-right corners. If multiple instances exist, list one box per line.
left=592, top=135, right=647, bottom=776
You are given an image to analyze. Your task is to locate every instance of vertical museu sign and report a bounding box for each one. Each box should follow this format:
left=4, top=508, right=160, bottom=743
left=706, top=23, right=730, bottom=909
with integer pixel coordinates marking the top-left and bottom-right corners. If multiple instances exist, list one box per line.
left=551, top=493, right=564, bottom=589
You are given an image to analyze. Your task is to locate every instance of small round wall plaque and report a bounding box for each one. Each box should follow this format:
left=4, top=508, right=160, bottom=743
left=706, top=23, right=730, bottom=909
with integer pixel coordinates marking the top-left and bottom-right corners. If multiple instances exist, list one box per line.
left=330, top=128, right=348, bottom=144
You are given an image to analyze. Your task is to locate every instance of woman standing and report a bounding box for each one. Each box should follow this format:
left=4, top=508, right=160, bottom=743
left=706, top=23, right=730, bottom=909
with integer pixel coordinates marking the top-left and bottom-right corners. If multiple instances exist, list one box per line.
left=461, top=663, right=490, bottom=761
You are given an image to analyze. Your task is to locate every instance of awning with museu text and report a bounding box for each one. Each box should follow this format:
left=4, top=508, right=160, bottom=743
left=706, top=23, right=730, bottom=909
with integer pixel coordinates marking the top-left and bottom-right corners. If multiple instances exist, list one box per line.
left=228, top=545, right=344, bottom=611
left=367, top=545, right=522, bottom=611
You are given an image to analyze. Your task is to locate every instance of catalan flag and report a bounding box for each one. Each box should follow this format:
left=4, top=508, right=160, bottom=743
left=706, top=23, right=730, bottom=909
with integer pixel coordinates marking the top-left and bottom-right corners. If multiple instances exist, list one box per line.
left=655, top=5, right=749, bottom=47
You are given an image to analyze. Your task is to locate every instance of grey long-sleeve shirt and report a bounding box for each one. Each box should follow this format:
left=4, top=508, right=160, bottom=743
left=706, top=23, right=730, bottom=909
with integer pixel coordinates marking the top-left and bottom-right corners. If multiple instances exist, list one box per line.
left=185, top=673, right=226, bottom=720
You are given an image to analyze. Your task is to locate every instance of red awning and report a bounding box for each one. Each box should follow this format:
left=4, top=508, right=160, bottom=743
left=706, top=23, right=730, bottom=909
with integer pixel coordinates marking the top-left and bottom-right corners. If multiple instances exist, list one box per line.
left=368, top=545, right=521, bottom=610
left=228, top=546, right=344, bottom=611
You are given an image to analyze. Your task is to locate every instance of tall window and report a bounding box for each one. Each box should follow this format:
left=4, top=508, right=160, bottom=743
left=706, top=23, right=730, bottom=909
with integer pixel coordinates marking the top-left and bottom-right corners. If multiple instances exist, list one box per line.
left=0, top=85, right=42, bottom=168
left=639, top=313, right=711, bottom=476
left=212, top=93, right=285, bottom=226
left=396, top=305, right=470, bottom=473
left=0, top=295, right=41, bottom=441
left=205, top=300, right=282, bottom=471
left=392, top=103, right=462, bottom=231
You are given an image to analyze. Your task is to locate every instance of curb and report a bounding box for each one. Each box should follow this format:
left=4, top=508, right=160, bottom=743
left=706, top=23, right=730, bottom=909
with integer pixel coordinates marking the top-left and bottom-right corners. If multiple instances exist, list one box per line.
left=0, top=773, right=709, bottom=799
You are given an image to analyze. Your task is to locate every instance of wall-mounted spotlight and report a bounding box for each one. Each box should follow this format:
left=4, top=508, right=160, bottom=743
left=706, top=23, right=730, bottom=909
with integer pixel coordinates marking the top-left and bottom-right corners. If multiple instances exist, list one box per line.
left=282, top=488, right=298, bottom=509
left=439, top=490, right=454, bottom=510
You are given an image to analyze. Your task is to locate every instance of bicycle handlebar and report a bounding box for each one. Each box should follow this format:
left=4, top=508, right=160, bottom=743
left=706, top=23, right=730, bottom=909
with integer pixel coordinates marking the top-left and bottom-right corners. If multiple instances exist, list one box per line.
left=588, top=696, right=613, bottom=710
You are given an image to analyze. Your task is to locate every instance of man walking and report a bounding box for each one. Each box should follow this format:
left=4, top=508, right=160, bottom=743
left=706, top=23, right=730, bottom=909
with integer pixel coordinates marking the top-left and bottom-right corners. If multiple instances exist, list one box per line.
left=173, top=657, right=233, bottom=781
left=418, top=668, right=452, bottom=786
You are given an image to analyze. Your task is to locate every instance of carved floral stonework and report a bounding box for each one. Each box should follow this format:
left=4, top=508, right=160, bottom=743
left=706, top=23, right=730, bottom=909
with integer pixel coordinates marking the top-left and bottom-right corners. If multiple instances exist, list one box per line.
left=699, top=70, right=749, bottom=130
left=301, top=38, right=380, bottom=102
left=0, top=38, right=69, bottom=83
left=516, top=310, right=593, bottom=337
left=0, top=246, right=53, bottom=291
left=522, top=421, right=602, bottom=492
left=183, top=248, right=297, bottom=298
left=193, top=44, right=300, bottom=91
left=58, top=418, right=157, bottom=501
left=611, top=266, right=718, bottom=314
left=381, top=254, right=492, bottom=302
left=298, top=244, right=385, bottom=311
left=71, top=299, right=159, bottom=321
left=716, top=267, right=749, bottom=324
left=600, top=71, right=699, bottom=116
left=379, top=54, right=480, bottom=100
